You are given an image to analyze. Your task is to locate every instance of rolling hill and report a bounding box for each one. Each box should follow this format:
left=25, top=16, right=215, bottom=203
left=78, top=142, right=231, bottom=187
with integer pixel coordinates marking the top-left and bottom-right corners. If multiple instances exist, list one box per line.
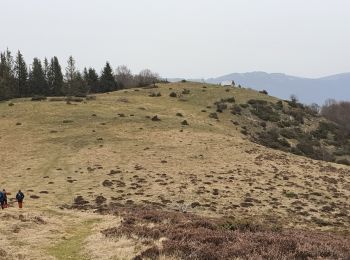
left=0, top=82, right=349, bottom=259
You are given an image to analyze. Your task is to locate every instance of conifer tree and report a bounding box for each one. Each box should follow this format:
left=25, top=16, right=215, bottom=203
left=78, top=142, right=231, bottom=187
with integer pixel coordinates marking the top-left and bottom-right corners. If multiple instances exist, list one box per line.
left=100, top=62, right=117, bottom=92
left=83, top=67, right=99, bottom=93
left=14, top=51, right=28, bottom=97
left=28, top=58, right=47, bottom=95
left=0, top=49, right=16, bottom=99
left=48, top=56, right=63, bottom=96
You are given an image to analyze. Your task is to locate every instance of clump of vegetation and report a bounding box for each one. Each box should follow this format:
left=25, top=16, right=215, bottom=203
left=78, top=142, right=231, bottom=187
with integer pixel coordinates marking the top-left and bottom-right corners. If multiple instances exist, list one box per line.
left=149, top=92, right=161, bottom=97
left=209, top=113, right=218, bottom=119
left=31, top=95, right=47, bottom=101
left=231, top=104, right=242, bottom=115
left=248, top=100, right=280, bottom=122
left=169, top=92, right=177, bottom=98
left=256, top=128, right=290, bottom=150
left=102, top=207, right=350, bottom=260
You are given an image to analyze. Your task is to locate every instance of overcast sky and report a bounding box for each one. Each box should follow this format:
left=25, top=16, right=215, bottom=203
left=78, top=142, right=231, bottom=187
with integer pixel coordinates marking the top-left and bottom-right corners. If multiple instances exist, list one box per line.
left=1, top=0, right=349, bottom=79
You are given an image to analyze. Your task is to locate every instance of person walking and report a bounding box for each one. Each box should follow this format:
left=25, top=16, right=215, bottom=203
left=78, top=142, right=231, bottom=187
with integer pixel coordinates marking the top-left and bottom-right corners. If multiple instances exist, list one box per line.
left=3, top=189, right=8, bottom=208
left=16, top=190, right=25, bottom=209
left=0, top=190, right=4, bottom=210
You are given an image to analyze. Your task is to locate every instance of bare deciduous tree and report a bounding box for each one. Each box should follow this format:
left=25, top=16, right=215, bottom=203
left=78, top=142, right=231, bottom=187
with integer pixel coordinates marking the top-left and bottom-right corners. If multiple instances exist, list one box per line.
left=115, top=65, right=134, bottom=88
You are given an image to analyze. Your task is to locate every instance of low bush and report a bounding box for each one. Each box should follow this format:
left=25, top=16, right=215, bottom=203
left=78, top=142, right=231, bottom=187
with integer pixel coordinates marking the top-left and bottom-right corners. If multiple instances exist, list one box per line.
left=336, top=158, right=350, bottom=165
left=182, top=89, right=190, bottom=95
left=231, top=104, right=242, bottom=115
left=31, top=95, right=47, bottom=101
left=250, top=104, right=280, bottom=122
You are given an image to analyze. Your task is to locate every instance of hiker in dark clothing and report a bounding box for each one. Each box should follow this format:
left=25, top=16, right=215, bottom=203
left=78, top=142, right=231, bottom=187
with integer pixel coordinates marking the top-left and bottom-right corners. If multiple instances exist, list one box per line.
left=16, top=190, right=25, bottom=209
left=0, top=191, right=4, bottom=210
left=3, top=189, right=8, bottom=208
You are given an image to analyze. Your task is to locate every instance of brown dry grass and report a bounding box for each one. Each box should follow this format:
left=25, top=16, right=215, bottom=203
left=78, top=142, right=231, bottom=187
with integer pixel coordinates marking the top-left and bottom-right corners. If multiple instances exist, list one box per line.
left=0, top=82, right=350, bottom=259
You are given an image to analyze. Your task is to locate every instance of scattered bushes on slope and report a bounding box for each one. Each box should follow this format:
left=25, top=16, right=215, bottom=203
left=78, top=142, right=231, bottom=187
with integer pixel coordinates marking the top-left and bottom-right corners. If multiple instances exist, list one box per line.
left=101, top=207, right=350, bottom=260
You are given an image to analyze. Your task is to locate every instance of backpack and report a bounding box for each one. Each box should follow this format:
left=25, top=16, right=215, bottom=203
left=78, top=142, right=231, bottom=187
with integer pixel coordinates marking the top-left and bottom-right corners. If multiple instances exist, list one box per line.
left=0, top=192, right=3, bottom=202
left=16, top=192, right=24, bottom=201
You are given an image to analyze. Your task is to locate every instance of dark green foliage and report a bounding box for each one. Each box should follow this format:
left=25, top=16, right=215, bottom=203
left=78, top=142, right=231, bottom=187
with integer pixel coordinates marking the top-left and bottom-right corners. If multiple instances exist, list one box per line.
left=83, top=67, right=99, bottom=93
left=222, top=97, right=235, bottom=103
left=48, top=57, right=64, bottom=96
left=0, top=49, right=16, bottom=100
left=169, top=92, right=177, bottom=98
left=240, top=103, right=249, bottom=108
left=14, top=51, right=28, bottom=97
left=295, top=141, right=334, bottom=161
left=280, top=128, right=303, bottom=139
left=29, top=58, right=48, bottom=96
left=63, top=56, right=88, bottom=97
left=100, top=62, right=118, bottom=92
left=256, top=128, right=290, bottom=150
left=247, top=99, right=268, bottom=106
left=250, top=104, right=280, bottom=122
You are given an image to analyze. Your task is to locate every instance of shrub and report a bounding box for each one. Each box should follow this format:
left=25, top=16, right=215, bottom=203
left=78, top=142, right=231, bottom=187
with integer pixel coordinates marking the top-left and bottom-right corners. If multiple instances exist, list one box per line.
left=149, top=92, right=161, bottom=97
left=240, top=103, right=249, bottom=108
left=209, top=113, right=218, bottom=119
left=248, top=99, right=268, bottom=106
left=259, top=90, right=268, bottom=95
left=336, top=159, right=350, bottom=166
left=182, top=89, right=190, bottom=94
left=287, top=109, right=304, bottom=125
left=250, top=104, right=280, bottom=122
left=275, top=100, right=283, bottom=110
left=223, top=97, right=235, bottom=103
left=31, top=95, right=47, bottom=101
left=215, top=101, right=227, bottom=112
left=231, top=105, right=242, bottom=115
left=169, top=92, right=177, bottom=98
left=66, top=97, right=84, bottom=102
left=86, top=95, right=97, bottom=100
left=256, top=129, right=290, bottom=150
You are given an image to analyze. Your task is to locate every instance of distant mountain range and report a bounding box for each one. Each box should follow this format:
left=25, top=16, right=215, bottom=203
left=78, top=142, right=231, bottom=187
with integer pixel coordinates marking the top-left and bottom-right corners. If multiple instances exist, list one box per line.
left=169, top=72, right=350, bottom=105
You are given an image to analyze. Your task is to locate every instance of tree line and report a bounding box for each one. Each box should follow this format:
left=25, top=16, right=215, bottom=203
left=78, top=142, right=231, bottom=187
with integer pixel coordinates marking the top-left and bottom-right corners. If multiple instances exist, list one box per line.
left=0, top=49, right=160, bottom=100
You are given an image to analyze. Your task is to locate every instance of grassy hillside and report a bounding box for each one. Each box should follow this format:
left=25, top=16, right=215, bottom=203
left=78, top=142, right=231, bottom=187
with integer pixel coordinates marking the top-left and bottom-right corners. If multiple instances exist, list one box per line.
left=0, top=82, right=349, bottom=259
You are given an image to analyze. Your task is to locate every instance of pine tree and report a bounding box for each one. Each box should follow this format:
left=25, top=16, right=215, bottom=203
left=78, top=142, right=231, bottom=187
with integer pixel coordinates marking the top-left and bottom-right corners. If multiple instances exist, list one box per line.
left=28, top=58, right=47, bottom=96
left=64, top=56, right=76, bottom=96
left=100, top=62, right=117, bottom=92
left=14, top=51, right=28, bottom=97
left=0, top=49, right=16, bottom=99
left=83, top=67, right=99, bottom=93
left=48, top=57, right=63, bottom=96
left=64, top=56, right=88, bottom=96
left=71, top=71, right=88, bottom=97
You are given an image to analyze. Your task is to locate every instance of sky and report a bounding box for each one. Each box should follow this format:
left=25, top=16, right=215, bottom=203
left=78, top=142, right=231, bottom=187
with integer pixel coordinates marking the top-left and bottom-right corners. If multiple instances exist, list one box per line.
left=1, top=0, right=349, bottom=79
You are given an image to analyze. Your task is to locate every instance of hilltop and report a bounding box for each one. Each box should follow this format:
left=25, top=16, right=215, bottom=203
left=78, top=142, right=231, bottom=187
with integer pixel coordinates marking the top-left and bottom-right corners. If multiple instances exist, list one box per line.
left=182, top=71, right=350, bottom=104
left=0, top=82, right=349, bottom=259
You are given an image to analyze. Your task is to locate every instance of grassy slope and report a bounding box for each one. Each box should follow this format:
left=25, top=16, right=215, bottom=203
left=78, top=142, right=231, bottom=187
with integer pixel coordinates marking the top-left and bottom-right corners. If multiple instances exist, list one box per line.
left=0, top=82, right=349, bottom=259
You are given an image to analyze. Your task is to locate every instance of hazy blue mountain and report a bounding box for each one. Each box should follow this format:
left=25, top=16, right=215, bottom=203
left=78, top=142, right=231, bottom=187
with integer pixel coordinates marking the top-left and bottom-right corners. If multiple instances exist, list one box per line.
left=205, top=72, right=350, bottom=105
